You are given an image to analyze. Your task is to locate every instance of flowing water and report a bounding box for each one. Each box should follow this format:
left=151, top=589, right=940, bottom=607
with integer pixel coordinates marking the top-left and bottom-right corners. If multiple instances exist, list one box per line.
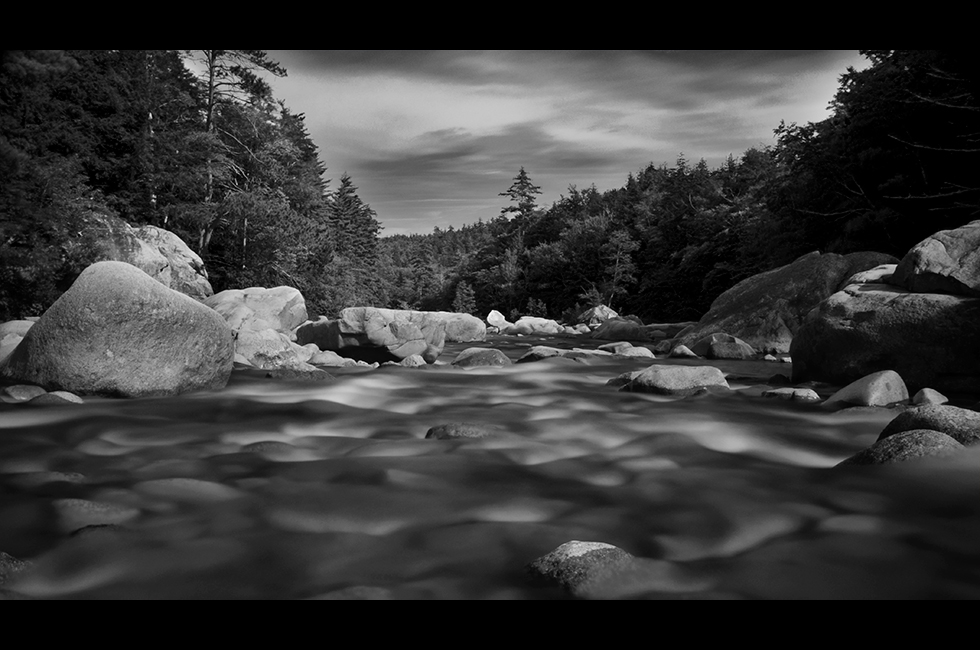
left=2, top=335, right=979, bottom=599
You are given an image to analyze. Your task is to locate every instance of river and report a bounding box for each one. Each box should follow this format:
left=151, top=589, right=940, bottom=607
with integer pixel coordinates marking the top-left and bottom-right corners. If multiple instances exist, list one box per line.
left=2, top=334, right=978, bottom=599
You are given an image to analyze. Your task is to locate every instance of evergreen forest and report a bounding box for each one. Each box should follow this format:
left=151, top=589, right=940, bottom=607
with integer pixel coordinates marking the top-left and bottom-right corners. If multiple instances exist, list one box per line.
left=2, top=50, right=978, bottom=324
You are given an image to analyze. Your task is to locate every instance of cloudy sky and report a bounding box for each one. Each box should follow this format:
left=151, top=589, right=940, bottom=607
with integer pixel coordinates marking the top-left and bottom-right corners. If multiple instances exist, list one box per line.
left=264, top=50, right=869, bottom=236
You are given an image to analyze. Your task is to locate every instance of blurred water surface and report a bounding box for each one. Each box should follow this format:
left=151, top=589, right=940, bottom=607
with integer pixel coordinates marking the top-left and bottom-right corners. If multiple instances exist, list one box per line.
left=2, top=335, right=978, bottom=599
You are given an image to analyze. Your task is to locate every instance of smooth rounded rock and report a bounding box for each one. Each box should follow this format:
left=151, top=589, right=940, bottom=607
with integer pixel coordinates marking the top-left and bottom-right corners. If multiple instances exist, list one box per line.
left=837, top=430, right=964, bottom=466
left=621, top=364, right=730, bottom=396
left=615, top=346, right=656, bottom=359
left=762, top=387, right=821, bottom=402
left=822, top=370, right=909, bottom=409
left=912, top=388, right=949, bottom=406
left=0, top=261, right=234, bottom=397
left=877, top=404, right=980, bottom=446
left=451, top=348, right=513, bottom=368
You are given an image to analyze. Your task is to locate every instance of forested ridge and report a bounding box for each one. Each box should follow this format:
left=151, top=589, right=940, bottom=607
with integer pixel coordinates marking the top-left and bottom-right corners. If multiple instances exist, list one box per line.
left=2, top=50, right=978, bottom=324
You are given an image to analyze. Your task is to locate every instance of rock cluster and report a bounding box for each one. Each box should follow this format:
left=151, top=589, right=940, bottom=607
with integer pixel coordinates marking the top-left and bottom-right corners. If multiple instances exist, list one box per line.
left=792, top=220, right=980, bottom=394
left=297, top=307, right=448, bottom=364
left=837, top=403, right=979, bottom=466
left=676, top=250, right=898, bottom=354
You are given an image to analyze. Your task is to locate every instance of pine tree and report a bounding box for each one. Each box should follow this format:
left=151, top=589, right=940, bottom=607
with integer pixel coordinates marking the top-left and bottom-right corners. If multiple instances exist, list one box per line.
left=181, top=50, right=287, bottom=255
left=328, top=172, right=381, bottom=263
left=499, top=166, right=542, bottom=221
left=452, top=280, right=477, bottom=314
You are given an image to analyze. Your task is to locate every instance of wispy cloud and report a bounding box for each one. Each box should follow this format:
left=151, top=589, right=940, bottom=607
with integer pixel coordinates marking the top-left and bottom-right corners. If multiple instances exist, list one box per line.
left=267, top=50, right=868, bottom=234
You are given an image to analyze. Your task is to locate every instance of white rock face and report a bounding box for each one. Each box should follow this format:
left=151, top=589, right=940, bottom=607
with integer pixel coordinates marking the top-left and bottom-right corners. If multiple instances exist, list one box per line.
left=204, top=286, right=308, bottom=334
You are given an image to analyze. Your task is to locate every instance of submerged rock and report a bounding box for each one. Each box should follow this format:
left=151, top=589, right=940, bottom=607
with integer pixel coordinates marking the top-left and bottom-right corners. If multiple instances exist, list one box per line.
left=425, top=423, right=502, bottom=440
left=0, top=552, right=32, bottom=586
left=762, top=387, right=821, bottom=402
left=0, top=261, right=234, bottom=397
left=525, top=541, right=634, bottom=595
left=263, top=366, right=334, bottom=382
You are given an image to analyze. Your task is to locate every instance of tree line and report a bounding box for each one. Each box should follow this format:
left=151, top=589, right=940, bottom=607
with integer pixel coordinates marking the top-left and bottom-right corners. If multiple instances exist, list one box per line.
left=2, top=50, right=978, bottom=325
left=0, top=49, right=382, bottom=321
left=380, top=50, right=980, bottom=323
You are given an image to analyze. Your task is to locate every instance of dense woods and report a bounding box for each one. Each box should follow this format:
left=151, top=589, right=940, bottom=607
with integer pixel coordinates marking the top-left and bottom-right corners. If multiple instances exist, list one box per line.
left=2, top=50, right=978, bottom=324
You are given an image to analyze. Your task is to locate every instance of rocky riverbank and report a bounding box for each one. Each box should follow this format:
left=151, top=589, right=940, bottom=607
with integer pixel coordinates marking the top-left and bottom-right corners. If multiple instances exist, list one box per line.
left=1, top=220, right=978, bottom=599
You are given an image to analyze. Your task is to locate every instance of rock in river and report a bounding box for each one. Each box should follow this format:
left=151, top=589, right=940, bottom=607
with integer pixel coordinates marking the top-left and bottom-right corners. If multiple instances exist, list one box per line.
left=619, top=364, right=730, bottom=396
left=0, top=261, right=234, bottom=397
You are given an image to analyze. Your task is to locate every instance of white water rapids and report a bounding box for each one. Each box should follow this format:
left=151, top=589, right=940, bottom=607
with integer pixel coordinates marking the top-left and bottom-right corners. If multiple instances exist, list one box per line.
left=2, top=335, right=979, bottom=599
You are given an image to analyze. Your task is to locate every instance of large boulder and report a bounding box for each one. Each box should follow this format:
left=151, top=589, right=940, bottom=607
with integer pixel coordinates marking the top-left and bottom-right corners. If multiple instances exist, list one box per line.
left=203, top=286, right=307, bottom=334
left=0, top=261, right=234, bottom=397
left=428, top=311, right=486, bottom=343
left=791, top=281, right=980, bottom=394
left=80, top=214, right=213, bottom=300
left=676, top=251, right=898, bottom=354
left=296, top=307, right=446, bottom=364
left=890, top=219, right=980, bottom=297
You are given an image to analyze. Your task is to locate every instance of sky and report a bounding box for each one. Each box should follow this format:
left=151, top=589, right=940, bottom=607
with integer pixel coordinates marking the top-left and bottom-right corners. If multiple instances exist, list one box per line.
left=263, top=50, right=870, bottom=236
